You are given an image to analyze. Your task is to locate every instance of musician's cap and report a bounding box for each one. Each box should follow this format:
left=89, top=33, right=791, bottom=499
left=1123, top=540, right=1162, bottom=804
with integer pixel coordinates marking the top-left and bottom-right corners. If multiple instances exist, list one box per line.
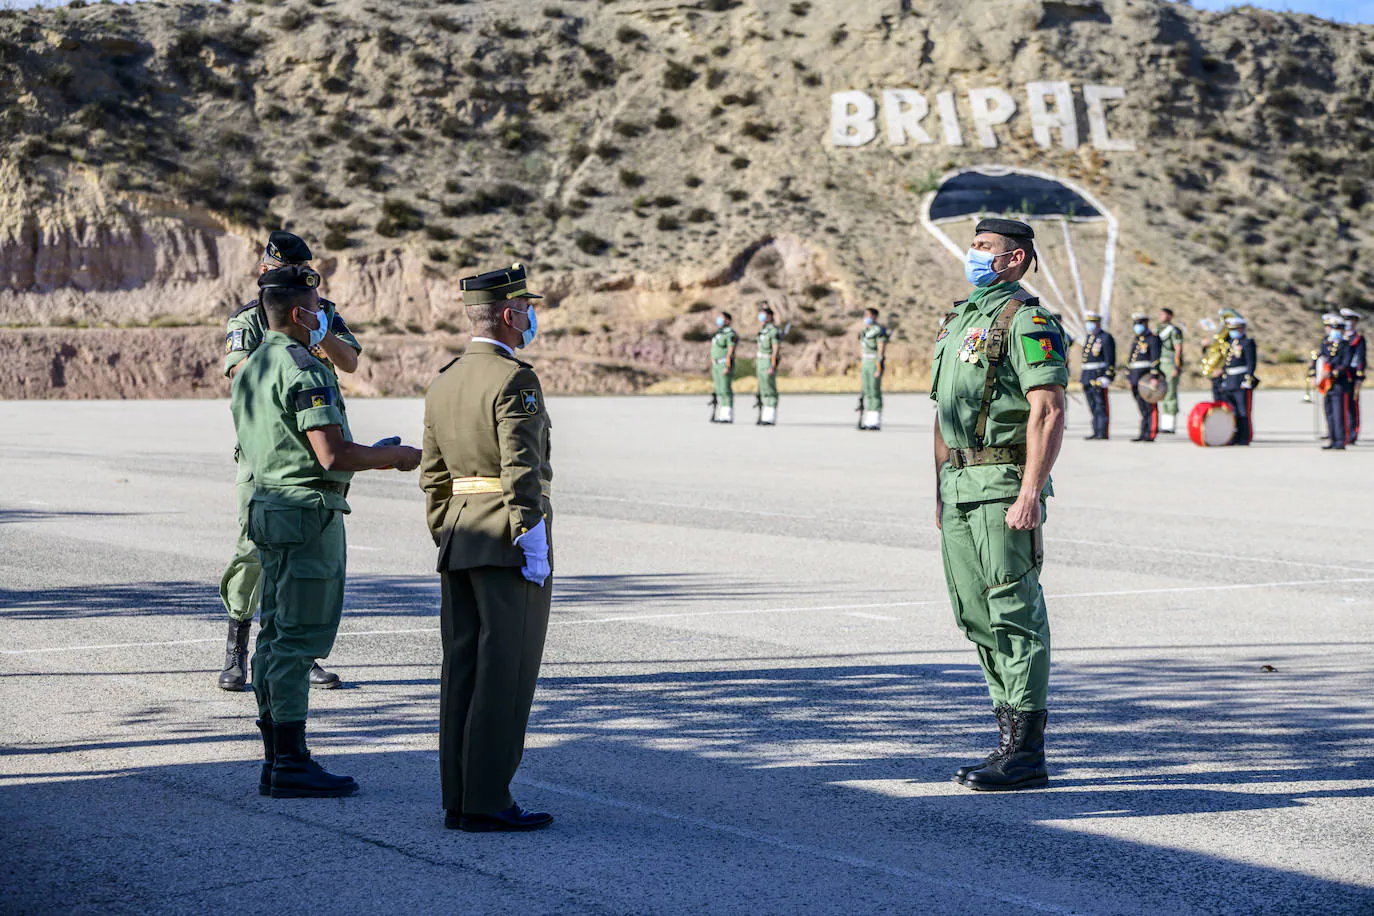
left=1130, top=311, right=1149, bottom=321
left=1083, top=310, right=1102, bottom=322
left=264, top=230, right=312, bottom=264
left=1225, top=315, right=1247, bottom=328
left=460, top=263, right=542, bottom=305
left=1339, top=307, right=1362, bottom=322
left=1323, top=313, right=1343, bottom=326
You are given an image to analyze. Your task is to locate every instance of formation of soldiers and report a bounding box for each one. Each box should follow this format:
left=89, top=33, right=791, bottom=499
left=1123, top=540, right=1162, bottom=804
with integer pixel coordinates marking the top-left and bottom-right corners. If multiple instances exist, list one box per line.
left=1310, top=308, right=1365, bottom=449
left=708, top=307, right=785, bottom=425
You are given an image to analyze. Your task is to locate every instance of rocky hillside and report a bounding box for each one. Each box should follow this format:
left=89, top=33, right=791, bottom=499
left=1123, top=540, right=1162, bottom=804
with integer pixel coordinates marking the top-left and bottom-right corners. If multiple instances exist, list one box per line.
left=0, top=0, right=1370, bottom=398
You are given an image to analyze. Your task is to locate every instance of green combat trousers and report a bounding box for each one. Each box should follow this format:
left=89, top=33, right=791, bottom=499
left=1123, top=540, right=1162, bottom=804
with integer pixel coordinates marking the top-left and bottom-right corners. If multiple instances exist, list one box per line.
left=862, top=358, right=884, bottom=411
left=712, top=361, right=734, bottom=407
left=757, top=366, right=779, bottom=407
left=219, top=459, right=262, bottom=624
left=1162, top=367, right=1180, bottom=416
left=248, top=501, right=347, bottom=723
left=939, top=497, right=1051, bottom=711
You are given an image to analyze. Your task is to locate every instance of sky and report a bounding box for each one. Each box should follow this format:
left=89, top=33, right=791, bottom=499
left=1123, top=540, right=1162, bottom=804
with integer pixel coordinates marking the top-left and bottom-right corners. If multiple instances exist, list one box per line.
left=2, top=0, right=1371, bottom=24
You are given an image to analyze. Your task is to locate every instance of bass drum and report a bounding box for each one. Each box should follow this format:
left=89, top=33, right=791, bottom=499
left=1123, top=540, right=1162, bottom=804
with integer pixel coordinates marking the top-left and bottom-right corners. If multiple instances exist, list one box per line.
left=1188, top=401, right=1235, bottom=447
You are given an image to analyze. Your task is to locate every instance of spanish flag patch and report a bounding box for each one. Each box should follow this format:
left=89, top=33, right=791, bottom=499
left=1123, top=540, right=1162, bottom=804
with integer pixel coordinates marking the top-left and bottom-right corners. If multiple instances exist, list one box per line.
left=1020, top=332, right=1066, bottom=364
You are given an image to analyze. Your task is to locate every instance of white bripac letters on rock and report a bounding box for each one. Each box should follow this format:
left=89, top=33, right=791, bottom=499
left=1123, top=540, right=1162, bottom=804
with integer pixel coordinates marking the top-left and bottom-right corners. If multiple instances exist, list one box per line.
left=831, top=83, right=1136, bottom=151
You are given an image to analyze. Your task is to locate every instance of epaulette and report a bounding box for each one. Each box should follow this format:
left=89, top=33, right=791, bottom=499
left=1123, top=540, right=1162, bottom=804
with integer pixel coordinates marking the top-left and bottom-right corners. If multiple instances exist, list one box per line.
left=231, top=300, right=258, bottom=318
left=1009, top=289, right=1041, bottom=307
left=287, top=344, right=316, bottom=369
left=319, top=297, right=335, bottom=309
left=438, top=357, right=459, bottom=373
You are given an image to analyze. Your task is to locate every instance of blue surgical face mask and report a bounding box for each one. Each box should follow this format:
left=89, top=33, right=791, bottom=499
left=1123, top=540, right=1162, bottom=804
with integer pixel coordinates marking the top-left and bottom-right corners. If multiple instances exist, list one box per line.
left=863, top=316, right=874, bottom=326
left=964, top=248, right=1001, bottom=287
left=1228, top=329, right=1242, bottom=340
left=1085, top=321, right=1099, bottom=334
left=716, top=316, right=725, bottom=327
left=518, top=306, right=537, bottom=348
left=758, top=312, right=769, bottom=323
left=1329, top=328, right=1343, bottom=341
left=1133, top=323, right=1146, bottom=335
left=302, top=307, right=328, bottom=348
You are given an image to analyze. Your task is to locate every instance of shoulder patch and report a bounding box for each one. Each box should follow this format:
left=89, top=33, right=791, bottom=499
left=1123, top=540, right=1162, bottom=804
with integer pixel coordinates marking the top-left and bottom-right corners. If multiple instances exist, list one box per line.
left=1020, top=331, right=1066, bottom=364
left=287, top=345, right=317, bottom=369
left=520, top=389, right=540, bottom=415
left=225, top=329, right=247, bottom=353
left=293, top=386, right=338, bottom=410
left=231, top=300, right=258, bottom=319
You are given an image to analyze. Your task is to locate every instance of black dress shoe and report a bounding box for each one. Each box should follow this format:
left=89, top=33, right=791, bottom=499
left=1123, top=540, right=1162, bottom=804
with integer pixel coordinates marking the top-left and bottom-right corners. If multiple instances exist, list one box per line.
left=457, top=803, right=553, bottom=832
left=309, top=662, right=342, bottom=689
left=1082, top=434, right=1100, bottom=441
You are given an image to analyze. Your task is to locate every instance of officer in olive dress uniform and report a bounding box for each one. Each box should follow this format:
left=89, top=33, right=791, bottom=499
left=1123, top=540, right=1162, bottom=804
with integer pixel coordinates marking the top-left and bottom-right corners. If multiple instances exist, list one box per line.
left=218, top=231, right=361, bottom=693
left=709, top=312, right=739, bottom=423
left=1218, top=314, right=1257, bottom=446
left=421, top=264, right=555, bottom=832
left=1079, top=310, right=1115, bottom=440
left=1126, top=312, right=1162, bottom=442
left=1342, top=308, right=1365, bottom=445
left=1156, top=308, right=1184, bottom=434
left=756, top=307, right=781, bottom=425
left=931, top=218, right=1067, bottom=792
left=858, top=308, right=890, bottom=430
left=1313, top=313, right=1354, bottom=450
left=231, top=265, right=420, bottom=798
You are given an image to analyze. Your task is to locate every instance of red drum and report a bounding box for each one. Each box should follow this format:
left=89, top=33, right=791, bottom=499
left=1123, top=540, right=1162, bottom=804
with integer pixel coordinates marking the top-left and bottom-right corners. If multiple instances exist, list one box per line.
left=1188, top=401, right=1235, bottom=447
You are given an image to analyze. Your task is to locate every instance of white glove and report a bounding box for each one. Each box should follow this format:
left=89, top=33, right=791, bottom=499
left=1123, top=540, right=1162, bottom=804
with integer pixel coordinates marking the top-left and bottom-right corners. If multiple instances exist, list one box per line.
left=513, top=518, right=550, bottom=587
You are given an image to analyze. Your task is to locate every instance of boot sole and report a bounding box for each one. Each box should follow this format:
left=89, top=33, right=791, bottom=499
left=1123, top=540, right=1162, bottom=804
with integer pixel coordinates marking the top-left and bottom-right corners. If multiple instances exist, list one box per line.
left=309, top=681, right=342, bottom=689
left=963, top=775, right=1049, bottom=792
left=217, top=681, right=249, bottom=692
left=270, top=784, right=359, bottom=799
left=457, top=818, right=553, bottom=832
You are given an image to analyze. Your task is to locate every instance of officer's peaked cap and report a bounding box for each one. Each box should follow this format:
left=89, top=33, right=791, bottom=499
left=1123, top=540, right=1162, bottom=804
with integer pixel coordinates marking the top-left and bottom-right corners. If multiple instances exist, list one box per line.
left=265, top=230, right=313, bottom=264
left=1322, top=312, right=1342, bottom=325
left=1130, top=312, right=1149, bottom=321
left=1225, top=314, right=1247, bottom=327
left=258, top=265, right=322, bottom=291
left=1083, top=310, right=1102, bottom=322
left=461, top=263, right=543, bottom=305
left=975, top=217, right=1035, bottom=241
left=1340, top=307, right=1362, bottom=321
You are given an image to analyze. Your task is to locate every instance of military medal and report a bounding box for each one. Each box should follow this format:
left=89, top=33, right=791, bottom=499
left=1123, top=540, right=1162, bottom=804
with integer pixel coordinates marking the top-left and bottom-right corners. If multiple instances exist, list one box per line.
left=959, top=327, right=987, bottom=364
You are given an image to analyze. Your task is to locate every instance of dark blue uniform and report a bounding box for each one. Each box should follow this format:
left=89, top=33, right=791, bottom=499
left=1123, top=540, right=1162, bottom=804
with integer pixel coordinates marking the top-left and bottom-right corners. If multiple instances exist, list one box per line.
left=1218, top=334, right=1258, bottom=446
left=1315, top=335, right=1354, bottom=449
left=1080, top=329, right=1116, bottom=440
left=1346, top=330, right=1365, bottom=445
left=1127, top=331, right=1162, bottom=441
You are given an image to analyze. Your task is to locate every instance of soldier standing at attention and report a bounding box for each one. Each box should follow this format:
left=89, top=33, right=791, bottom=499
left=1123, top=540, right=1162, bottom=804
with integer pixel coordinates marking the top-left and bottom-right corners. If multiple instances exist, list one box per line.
left=1341, top=308, right=1365, bottom=445
left=858, top=307, right=890, bottom=431
left=232, top=266, right=420, bottom=798
left=709, top=311, right=739, bottom=424
left=218, top=231, right=361, bottom=693
left=1218, top=314, right=1257, bottom=446
left=931, top=218, right=1067, bottom=792
left=756, top=307, right=781, bottom=426
left=1156, top=308, right=1184, bottom=434
left=1126, top=312, right=1162, bottom=442
left=1312, top=314, right=1353, bottom=451
left=421, top=264, right=555, bottom=832
left=1079, top=310, right=1115, bottom=441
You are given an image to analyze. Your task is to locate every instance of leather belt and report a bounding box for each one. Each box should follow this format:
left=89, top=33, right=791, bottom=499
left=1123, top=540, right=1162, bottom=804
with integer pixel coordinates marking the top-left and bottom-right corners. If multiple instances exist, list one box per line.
left=713, top=357, right=730, bottom=365
left=947, top=445, right=1026, bottom=470
left=451, top=477, right=553, bottom=497
left=306, top=480, right=349, bottom=495
left=1082, top=361, right=1107, bottom=370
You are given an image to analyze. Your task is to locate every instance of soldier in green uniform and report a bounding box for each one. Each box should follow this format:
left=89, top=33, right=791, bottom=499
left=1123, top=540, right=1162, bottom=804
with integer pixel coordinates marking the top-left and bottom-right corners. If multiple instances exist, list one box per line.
left=709, top=311, right=739, bottom=423
left=755, top=307, right=781, bottom=425
left=858, top=307, right=890, bottom=431
left=1157, top=307, right=1184, bottom=434
left=218, top=231, right=362, bottom=693
left=931, top=218, right=1067, bottom=792
left=421, top=264, right=555, bottom=832
left=231, top=265, right=420, bottom=798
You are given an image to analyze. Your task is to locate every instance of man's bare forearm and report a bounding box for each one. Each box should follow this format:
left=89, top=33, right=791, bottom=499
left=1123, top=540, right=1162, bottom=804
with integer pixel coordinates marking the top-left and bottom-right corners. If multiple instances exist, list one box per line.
left=1020, top=386, right=1065, bottom=499
left=320, top=334, right=359, bottom=373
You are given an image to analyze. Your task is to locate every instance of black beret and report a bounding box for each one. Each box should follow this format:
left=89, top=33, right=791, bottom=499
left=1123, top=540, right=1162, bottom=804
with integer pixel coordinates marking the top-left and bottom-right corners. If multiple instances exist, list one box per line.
left=258, top=265, right=321, bottom=290
left=974, top=218, right=1035, bottom=241
left=265, top=230, right=313, bottom=263
left=460, top=263, right=543, bottom=305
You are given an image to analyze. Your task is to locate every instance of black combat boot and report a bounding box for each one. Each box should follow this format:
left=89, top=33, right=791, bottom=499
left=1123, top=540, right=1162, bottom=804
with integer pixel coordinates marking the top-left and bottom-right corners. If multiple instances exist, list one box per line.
left=270, top=721, right=358, bottom=798
left=962, top=709, right=1048, bottom=792
left=308, top=662, right=342, bottom=689
left=256, top=717, right=274, bottom=796
left=953, top=705, right=1013, bottom=783
left=217, top=621, right=251, bottom=691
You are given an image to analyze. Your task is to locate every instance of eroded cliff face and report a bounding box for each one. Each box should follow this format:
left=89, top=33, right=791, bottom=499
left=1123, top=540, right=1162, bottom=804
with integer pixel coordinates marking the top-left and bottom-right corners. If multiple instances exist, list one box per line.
left=0, top=0, right=1370, bottom=398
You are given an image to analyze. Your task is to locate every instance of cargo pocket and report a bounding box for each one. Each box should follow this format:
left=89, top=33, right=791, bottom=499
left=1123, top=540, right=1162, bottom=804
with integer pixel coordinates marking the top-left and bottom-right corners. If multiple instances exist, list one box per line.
left=283, top=511, right=346, bottom=627
left=248, top=504, right=306, bottom=549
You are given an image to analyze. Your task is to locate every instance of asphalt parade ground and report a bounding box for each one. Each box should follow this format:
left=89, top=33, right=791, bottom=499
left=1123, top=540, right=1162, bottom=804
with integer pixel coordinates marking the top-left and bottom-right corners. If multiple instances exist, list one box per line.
left=1, top=390, right=1371, bottom=915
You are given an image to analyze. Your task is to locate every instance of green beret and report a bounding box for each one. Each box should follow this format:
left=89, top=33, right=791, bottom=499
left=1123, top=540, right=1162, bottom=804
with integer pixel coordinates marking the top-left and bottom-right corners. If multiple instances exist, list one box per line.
left=974, top=217, right=1035, bottom=241
left=265, top=230, right=313, bottom=263
left=258, top=265, right=321, bottom=290
left=460, top=263, right=543, bottom=305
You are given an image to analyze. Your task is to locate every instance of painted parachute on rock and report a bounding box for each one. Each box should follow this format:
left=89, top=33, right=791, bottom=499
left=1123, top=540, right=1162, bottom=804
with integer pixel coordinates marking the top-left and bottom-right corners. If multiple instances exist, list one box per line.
left=920, top=166, right=1119, bottom=339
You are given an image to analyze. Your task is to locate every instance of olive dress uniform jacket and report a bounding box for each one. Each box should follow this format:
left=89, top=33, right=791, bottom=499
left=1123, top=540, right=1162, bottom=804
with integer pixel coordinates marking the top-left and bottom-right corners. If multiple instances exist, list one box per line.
left=420, top=341, right=553, bottom=571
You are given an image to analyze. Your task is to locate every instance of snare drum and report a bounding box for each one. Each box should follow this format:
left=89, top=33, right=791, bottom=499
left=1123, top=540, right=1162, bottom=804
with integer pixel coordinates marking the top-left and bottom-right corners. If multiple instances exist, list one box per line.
left=1188, top=401, right=1235, bottom=447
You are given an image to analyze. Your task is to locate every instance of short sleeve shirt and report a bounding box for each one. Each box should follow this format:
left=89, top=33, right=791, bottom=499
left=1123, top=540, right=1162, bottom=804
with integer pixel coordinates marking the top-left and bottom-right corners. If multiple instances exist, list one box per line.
left=223, top=298, right=361, bottom=378
left=930, top=282, right=1068, bottom=504
left=230, top=331, right=354, bottom=511
left=860, top=323, right=890, bottom=356
left=1158, top=323, right=1183, bottom=366
left=757, top=324, right=780, bottom=358
left=710, top=327, right=739, bottom=361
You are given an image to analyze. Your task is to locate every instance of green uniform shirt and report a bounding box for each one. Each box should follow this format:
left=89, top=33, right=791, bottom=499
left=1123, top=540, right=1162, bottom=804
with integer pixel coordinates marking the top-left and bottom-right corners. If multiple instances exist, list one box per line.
left=757, top=323, right=780, bottom=360
left=710, top=326, right=739, bottom=362
left=1158, top=323, right=1183, bottom=368
left=860, top=323, right=890, bottom=357
left=931, top=281, right=1069, bottom=505
left=223, top=298, right=361, bottom=378
left=230, top=331, right=355, bottom=513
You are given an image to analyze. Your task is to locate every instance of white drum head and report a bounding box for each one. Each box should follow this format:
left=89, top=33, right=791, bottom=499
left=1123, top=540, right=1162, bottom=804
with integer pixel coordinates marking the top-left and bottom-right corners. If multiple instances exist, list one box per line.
left=1202, top=406, right=1236, bottom=446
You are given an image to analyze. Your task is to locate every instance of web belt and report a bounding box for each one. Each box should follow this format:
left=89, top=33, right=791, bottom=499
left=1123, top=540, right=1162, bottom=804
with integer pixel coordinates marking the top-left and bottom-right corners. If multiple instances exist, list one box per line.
left=947, top=445, right=1027, bottom=470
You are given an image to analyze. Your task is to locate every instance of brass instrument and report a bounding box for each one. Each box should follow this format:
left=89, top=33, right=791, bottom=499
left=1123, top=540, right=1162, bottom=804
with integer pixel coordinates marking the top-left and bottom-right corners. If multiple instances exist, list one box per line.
left=1198, top=330, right=1230, bottom=378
